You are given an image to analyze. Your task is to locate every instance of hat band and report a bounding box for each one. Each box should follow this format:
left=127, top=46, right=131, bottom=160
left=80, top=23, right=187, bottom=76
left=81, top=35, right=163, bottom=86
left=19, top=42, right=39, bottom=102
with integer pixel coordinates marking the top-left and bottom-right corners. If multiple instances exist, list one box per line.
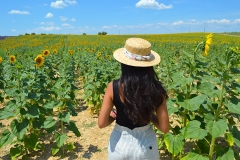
left=124, top=48, right=152, bottom=61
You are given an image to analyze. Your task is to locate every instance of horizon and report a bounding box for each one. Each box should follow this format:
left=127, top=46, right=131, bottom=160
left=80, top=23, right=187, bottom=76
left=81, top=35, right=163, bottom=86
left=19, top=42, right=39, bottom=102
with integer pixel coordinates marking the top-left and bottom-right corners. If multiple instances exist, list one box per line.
left=1, top=0, right=240, bottom=36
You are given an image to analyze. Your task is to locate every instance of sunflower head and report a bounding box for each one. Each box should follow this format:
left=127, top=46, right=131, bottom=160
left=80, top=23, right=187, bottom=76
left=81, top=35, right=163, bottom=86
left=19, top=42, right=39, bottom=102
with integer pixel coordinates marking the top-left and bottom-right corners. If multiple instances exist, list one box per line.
left=105, top=55, right=110, bottom=59
left=68, top=50, right=73, bottom=55
left=202, top=33, right=213, bottom=57
left=206, top=33, right=213, bottom=45
left=10, top=55, right=16, bottom=63
left=97, top=52, right=101, bottom=57
left=0, top=57, right=2, bottom=63
left=43, top=50, right=50, bottom=57
left=34, top=54, right=44, bottom=67
left=53, top=49, right=58, bottom=55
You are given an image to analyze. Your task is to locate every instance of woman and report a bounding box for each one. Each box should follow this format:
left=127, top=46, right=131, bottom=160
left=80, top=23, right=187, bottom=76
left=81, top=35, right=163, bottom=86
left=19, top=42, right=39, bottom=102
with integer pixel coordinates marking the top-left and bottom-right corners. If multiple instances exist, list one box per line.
left=98, top=38, right=169, bottom=160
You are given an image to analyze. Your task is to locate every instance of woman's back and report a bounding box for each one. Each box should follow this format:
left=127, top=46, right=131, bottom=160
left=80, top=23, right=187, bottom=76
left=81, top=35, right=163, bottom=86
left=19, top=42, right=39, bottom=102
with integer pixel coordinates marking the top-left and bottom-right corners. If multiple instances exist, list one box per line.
left=98, top=37, right=169, bottom=160
left=113, top=79, right=148, bottom=129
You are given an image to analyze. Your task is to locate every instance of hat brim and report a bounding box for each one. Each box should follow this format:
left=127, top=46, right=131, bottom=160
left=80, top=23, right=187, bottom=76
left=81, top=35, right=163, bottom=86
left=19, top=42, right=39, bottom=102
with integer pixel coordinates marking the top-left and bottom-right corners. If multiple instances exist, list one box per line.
left=113, top=48, right=161, bottom=67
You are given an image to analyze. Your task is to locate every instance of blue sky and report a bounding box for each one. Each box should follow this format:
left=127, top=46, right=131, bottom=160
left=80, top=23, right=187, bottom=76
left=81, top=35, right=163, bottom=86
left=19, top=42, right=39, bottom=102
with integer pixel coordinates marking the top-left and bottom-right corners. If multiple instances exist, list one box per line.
left=1, top=0, right=240, bottom=36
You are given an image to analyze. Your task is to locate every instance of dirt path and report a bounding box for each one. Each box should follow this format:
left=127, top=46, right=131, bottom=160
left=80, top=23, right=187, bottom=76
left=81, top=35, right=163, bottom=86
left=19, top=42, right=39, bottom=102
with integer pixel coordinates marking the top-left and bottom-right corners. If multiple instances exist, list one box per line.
left=0, top=103, right=115, bottom=160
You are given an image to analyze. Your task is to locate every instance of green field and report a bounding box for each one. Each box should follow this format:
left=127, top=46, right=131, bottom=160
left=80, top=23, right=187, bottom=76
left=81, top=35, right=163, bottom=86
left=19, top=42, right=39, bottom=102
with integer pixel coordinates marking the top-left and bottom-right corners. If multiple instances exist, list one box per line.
left=0, top=33, right=240, bottom=159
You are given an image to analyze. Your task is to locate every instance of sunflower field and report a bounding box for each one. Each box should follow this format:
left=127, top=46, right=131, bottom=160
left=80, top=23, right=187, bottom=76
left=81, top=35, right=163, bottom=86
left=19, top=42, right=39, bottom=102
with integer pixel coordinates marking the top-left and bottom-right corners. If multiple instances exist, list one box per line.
left=0, top=33, right=240, bottom=159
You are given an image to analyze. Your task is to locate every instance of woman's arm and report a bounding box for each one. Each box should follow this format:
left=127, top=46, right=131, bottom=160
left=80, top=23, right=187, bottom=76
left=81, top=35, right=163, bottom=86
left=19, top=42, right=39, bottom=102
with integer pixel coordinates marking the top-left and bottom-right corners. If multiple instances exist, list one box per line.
left=98, top=81, right=115, bottom=128
left=151, top=98, right=170, bottom=134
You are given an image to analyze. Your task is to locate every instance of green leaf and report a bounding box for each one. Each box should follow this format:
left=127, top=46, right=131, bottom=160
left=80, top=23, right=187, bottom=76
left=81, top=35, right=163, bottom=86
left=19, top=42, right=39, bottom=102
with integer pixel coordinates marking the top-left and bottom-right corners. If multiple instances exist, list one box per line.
left=179, top=77, right=194, bottom=86
left=180, top=120, right=208, bottom=140
left=55, top=133, right=67, bottom=147
left=0, top=129, right=15, bottom=148
left=22, top=155, right=28, bottom=160
left=181, top=152, right=209, bottom=160
left=24, top=133, right=38, bottom=149
left=197, top=82, right=216, bottom=97
left=0, top=100, right=19, bottom=120
left=10, top=145, right=23, bottom=160
left=225, top=132, right=234, bottom=147
left=20, top=104, right=39, bottom=118
left=28, top=92, right=40, bottom=99
left=58, top=112, right=70, bottom=123
left=51, top=146, right=60, bottom=156
left=66, top=121, right=81, bottom=137
left=42, top=117, right=57, bottom=129
left=53, top=79, right=65, bottom=88
left=66, top=142, right=76, bottom=152
left=10, top=119, right=29, bottom=140
left=206, top=119, right=228, bottom=138
left=232, top=126, right=240, bottom=148
left=196, top=137, right=211, bottom=155
left=66, top=101, right=77, bottom=116
left=167, top=100, right=179, bottom=114
left=178, top=95, right=207, bottom=111
left=182, top=50, right=194, bottom=59
left=226, top=102, right=240, bottom=114
left=4, top=88, right=18, bottom=97
left=43, top=101, right=59, bottom=109
left=230, top=67, right=240, bottom=74
left=216, top=147, right=234, bottom=160
left=164, top=133, right=184, bottom=156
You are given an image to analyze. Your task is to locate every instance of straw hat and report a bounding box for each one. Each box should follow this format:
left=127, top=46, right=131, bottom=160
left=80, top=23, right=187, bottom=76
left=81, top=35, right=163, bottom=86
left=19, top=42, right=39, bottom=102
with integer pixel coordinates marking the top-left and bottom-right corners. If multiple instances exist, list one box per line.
left=113, top=38, right=161, bottom=67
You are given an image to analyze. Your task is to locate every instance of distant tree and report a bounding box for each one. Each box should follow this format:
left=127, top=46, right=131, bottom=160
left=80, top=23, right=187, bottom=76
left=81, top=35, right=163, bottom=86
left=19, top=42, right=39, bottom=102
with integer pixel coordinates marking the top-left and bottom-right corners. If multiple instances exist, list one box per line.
left=31, top=33, right=36, bottom=35
left=83, top=33, right=87, bottom=35
left=25, top=33, right=30, bottom=35
left=102, top=31, right=107, bottom=35
left=98, top=32, right=102, bottom=35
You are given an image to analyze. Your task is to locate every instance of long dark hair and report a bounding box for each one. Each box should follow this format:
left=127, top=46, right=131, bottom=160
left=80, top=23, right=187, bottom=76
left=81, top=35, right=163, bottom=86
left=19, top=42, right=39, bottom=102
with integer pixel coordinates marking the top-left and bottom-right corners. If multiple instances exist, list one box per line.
left=119, top=63, right=168, bottom=125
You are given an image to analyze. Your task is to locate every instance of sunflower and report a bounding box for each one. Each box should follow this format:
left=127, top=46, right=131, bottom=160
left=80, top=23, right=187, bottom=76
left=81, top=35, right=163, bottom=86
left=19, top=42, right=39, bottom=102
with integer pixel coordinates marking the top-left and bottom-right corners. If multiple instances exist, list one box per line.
left=105, top=55, right=110, bottom=59
left=53, top=49, right=58, bottom=55
left=97, top=52, right=101, bottom=57
left=10, top=55, right=16, bottom=63
left=0, top=57, right=2, bottom=63
left=206, top=33, right=213, bottom=45
left=43, top=50, right=50, bottom=57
left=34, top=54, right=44, bottom=67
left=203, top=33, right=213, bottom=57
left=68, top=50, right=73, bottom=55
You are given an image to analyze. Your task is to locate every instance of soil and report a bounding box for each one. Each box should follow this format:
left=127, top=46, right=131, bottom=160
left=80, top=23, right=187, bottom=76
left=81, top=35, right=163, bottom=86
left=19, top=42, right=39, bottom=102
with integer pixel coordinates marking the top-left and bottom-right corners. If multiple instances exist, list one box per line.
left=0, top=87, right=239, bottom=160
left=0, top=101, right=171, bottom=160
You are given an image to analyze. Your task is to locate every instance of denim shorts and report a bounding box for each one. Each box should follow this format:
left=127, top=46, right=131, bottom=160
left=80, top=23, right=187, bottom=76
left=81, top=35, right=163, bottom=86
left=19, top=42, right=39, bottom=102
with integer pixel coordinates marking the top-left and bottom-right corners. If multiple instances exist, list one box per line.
left=108, top=123, right=160, bottom=160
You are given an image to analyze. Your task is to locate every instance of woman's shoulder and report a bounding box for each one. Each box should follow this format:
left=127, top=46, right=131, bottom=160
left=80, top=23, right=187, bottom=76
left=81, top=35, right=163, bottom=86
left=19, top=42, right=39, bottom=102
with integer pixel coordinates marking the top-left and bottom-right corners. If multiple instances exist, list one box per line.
left=108, top=79, right=120, bottom=86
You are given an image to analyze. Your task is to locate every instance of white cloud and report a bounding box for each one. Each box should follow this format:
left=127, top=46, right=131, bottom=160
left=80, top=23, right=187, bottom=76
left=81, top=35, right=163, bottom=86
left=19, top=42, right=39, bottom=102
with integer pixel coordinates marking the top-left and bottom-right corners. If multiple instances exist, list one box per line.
left=136, top=0, right=173, bottom=9
left=172, top=21, right=184, bottom=25
left=65, top=0, right=77, bottom=5
left=50, top=0, right=76, bottom=8
left=102, top=25, right=118, bottom=29
left=8, top=10, right=30, bottom=14
left=62, top=23, right=73, bottom=28
left=40, top=22, right=55, bottom=25
left=59, top=16, right=68, bottom=21
left=71, top=18, right=76, bottom=21
left=45, top=13, right=53, bottom=18
left=157, top=22, right=168, bottom=26
left=50, top=0, right=68, bottom=9
left=39, top=26, right=61, bottom=31
left=206, top=19, right=231, bottom=24
left=233, top=19, right=240, bottom=24
left=12, top=29, right=17, bottom=32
